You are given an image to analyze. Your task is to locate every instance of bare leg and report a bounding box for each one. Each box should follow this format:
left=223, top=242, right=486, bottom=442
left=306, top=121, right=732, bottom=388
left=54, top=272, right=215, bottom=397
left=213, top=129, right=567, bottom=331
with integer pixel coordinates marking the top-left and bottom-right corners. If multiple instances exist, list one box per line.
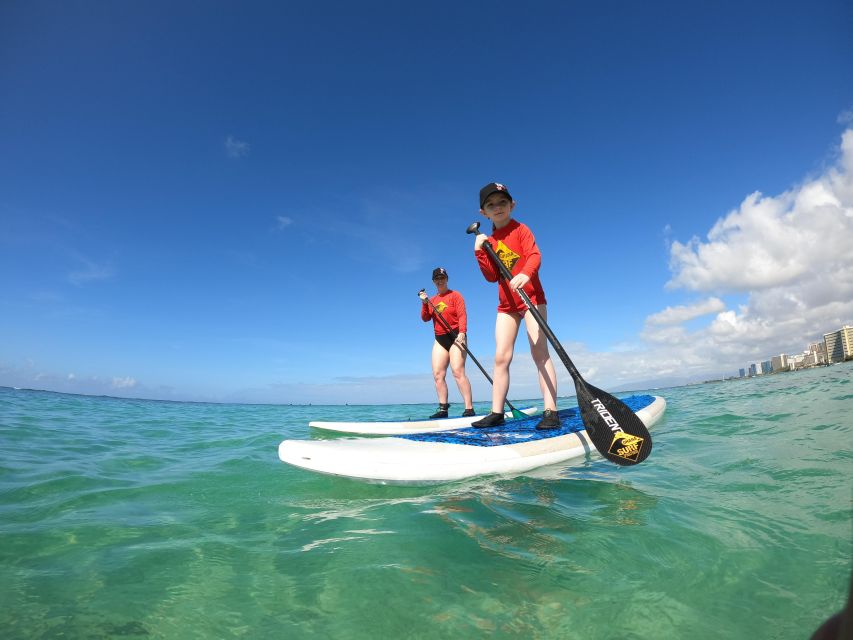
left=431, top=341, right=450, bottom=404
left=449, top=344, right=473, bottom=409
left=491, top=312, right=522, bottom=413
left=524, top=305, right=558, bottom=411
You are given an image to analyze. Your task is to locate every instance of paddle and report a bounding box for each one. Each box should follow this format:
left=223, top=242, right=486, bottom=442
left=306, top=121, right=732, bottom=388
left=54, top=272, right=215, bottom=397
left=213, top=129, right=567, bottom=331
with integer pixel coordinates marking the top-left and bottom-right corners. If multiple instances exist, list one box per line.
left=467, top=221, right=652, bottom=465
left=419, top=290, right=528, bottom=420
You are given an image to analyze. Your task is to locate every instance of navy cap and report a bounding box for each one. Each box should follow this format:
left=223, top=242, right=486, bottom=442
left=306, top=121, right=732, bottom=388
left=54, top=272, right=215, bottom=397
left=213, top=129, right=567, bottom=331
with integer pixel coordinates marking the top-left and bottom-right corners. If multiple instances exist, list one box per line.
left=479, top=182, right=513, bottom=208
left=432, top=267, right=448, bottom=279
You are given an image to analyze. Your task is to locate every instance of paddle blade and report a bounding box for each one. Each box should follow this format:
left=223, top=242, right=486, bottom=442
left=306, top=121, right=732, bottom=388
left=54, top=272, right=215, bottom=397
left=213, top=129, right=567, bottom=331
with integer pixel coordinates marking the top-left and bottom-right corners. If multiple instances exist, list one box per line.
left=575, top=382, right=653, bottom=466
left=510, top=407, right=527, bottom=420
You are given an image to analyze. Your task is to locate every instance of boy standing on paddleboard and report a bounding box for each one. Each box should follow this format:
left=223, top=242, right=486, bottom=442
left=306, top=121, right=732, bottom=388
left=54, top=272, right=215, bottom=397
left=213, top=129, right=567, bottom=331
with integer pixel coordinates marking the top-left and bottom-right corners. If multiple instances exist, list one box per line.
left=418, top=268, right=476, bottom=419
left=470, top=182, right=560, bottom=430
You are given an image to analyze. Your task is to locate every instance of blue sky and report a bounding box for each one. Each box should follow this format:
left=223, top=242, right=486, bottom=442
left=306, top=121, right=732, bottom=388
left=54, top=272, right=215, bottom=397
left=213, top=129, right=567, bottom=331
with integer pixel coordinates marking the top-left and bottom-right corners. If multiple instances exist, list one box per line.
left=2, top=0, right=852, bottom=404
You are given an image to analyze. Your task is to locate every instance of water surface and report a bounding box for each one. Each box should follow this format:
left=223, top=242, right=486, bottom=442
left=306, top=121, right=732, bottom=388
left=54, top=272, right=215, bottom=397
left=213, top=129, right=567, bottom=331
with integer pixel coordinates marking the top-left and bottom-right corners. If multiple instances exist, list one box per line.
left=1, top=365, right=850, bottom=638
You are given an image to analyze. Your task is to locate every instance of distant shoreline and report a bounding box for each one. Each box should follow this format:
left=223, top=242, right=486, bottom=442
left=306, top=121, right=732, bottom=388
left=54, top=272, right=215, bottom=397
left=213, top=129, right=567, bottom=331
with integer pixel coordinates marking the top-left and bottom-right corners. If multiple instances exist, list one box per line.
left=701, top=360, right=846, bottom=385
left=4, top=360, right=850, bottom=407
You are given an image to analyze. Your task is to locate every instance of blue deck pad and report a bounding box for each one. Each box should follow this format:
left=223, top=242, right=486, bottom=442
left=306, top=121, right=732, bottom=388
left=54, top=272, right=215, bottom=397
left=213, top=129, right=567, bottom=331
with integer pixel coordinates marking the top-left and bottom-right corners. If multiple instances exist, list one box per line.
left=400, top=395, right=655, bottom=447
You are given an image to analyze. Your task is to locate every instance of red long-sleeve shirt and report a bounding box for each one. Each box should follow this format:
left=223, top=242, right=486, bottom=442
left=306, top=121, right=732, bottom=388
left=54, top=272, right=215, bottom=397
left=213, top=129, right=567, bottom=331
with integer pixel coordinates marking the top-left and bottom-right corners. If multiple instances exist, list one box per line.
left=475, top=219, right=547, bottom=313
left=421, top=289, right=467, bottom=336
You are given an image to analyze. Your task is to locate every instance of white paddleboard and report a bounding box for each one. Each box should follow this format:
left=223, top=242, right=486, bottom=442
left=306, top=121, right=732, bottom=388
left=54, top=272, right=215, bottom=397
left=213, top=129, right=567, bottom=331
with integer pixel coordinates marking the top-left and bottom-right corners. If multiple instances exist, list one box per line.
left=279, top=395, right=666, bottom=484
left=309, top=406, right=538, bottom=435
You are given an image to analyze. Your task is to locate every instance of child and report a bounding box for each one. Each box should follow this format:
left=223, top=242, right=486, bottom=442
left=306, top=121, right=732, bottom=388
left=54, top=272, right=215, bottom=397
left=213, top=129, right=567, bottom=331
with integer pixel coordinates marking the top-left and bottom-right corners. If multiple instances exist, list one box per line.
left=470, top=182, right=559, bottom=429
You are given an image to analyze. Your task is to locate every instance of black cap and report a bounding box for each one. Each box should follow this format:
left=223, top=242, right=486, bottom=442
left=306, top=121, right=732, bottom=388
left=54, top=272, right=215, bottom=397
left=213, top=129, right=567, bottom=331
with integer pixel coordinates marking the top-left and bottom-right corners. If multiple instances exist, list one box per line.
left=432, top=267, right=448, bottom=279
left=479, top=182, right=513, bottom=208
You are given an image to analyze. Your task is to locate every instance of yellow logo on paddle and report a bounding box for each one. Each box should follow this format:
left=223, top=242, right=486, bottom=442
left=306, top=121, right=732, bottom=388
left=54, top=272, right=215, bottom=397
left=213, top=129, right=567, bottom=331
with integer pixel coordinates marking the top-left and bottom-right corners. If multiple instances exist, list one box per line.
left=609, top=432, right=644, bottom=462
left=495, top=241, right=520, bottom=271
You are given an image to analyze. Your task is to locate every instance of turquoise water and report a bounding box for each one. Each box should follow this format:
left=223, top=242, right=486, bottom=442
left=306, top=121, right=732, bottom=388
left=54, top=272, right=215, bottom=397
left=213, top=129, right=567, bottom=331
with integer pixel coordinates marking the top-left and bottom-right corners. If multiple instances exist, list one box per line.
left=1, top=365, right=850, bottom=639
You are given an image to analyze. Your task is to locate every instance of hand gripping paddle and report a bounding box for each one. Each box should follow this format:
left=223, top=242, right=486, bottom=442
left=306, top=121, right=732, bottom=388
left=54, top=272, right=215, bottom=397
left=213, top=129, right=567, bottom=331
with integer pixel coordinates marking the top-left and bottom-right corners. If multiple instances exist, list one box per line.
left=418, top=290, right=527, bottom=420
left=467, top=221, right=652, bottom=465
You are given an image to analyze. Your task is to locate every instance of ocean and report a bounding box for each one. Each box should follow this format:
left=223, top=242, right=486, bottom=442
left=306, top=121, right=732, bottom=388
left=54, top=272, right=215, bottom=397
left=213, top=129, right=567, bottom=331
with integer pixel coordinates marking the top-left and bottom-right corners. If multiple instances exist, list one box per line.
left=1, top=364, right=850, bottom=639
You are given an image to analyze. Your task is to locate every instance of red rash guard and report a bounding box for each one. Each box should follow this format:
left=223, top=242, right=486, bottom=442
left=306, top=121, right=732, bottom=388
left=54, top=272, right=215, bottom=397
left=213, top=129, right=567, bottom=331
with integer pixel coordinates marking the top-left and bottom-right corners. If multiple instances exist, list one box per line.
left=421, top=290, right=467, bottom=336
left=475, top=219, right=547, bottom=313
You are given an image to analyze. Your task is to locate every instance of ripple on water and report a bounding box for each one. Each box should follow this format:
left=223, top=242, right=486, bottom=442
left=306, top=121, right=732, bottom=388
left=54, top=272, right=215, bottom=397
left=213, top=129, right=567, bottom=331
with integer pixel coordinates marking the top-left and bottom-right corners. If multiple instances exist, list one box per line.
left=0, top=366, right=851, bottom=639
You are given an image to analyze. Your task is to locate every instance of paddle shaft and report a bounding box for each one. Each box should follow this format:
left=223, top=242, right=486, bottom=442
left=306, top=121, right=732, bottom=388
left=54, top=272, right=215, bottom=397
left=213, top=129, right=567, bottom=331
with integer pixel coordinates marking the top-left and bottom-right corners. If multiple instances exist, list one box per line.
left=419, top=290, right=524, bottom=416
left=472, top=239, right=585, bottom=385
left=468, top=221, right=652, bottom=465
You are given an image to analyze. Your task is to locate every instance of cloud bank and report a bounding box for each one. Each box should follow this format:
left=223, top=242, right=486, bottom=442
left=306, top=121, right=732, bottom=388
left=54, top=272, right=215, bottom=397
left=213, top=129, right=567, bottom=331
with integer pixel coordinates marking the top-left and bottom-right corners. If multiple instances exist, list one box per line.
left=612, top=128, right=853, bottom=386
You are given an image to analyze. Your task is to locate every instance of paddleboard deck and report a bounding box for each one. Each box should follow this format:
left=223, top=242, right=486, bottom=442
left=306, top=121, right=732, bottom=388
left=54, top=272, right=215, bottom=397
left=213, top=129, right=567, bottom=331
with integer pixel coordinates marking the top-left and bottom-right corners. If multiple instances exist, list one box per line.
left=309, top=406, right=538, bottom=435
left=279, top=395, right=665, bottom=484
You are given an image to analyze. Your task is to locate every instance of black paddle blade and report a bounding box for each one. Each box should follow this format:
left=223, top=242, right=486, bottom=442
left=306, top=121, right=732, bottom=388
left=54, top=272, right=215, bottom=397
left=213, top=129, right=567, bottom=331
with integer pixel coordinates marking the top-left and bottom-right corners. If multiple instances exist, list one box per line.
left=575, top=382, right=653, bottom=466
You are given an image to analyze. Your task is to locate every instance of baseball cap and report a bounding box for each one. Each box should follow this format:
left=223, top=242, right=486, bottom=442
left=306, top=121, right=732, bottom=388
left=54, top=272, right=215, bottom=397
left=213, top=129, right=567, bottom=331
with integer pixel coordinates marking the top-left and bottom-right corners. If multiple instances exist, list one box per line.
left=479, top=182, right=513, bottom=208
left=432, top=267, right=448, bottom=279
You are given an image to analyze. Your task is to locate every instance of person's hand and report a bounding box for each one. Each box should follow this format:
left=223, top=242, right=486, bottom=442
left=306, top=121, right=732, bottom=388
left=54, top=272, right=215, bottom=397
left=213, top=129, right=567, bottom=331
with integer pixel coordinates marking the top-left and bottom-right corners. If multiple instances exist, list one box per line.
left=418, top=290, right=428, bottom=302
left=455, top=332, right=467, bottom=347
left=474, top=233, right=488, bottom=251
left=509, top=273, right=530, bottom=290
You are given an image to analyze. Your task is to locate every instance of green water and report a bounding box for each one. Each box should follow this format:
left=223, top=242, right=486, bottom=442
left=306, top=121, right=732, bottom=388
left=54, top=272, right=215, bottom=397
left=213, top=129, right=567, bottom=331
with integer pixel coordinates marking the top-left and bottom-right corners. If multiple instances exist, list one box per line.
left=1, top=365, right=850, bottom=639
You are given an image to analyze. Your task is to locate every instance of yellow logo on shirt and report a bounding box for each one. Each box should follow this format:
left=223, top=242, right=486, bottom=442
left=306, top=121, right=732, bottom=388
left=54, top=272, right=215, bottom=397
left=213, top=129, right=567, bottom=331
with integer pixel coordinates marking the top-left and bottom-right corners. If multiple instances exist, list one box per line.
left=435, top=301, right=448, bottom=313
left=495, top=241, right=520, bottom=271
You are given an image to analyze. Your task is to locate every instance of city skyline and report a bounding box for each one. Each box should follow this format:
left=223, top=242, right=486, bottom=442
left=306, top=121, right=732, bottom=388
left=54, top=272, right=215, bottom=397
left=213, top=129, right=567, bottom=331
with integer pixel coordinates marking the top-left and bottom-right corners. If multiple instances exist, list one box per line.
left=734, top=324, right=851, bottom=379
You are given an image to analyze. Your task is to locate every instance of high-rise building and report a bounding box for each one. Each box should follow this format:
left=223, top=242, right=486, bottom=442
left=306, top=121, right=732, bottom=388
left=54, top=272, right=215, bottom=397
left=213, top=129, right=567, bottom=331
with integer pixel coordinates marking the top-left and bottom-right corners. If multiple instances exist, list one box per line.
left=770, top=354, right=788, bottom=372
left=739, top=368, right=746, bottom=378
left=824, top=326, right=853, bottom=363
left=808, top=342, right=827, bottom=365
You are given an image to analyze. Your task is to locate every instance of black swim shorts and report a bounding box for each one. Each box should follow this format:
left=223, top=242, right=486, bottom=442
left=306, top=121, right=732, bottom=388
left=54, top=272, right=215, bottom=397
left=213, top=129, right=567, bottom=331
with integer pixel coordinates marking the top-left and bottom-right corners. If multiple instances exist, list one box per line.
left=434, top=333, right=457, bottom=352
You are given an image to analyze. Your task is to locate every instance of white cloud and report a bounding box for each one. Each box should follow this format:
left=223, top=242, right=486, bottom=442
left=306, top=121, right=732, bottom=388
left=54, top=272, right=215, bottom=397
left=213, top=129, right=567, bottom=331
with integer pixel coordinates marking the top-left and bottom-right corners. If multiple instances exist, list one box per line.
left=645, top=297, right=726, bottom=326
left=612, top=127, right=853, bottom=384
left=225, top=135, right=250, bottom=158
left=0, top=361, right=150, bottom=399
left=276, top=216, right=293, bottom=229
left=112, top=376, right=137, bottom=389
left=667, top=129, right=852, bottom=303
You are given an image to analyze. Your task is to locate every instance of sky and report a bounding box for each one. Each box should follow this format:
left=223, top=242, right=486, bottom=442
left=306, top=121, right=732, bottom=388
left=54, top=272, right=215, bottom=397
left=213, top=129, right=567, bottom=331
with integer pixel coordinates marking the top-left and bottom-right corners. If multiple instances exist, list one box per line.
left=1, top=0, right=852, bottom=405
